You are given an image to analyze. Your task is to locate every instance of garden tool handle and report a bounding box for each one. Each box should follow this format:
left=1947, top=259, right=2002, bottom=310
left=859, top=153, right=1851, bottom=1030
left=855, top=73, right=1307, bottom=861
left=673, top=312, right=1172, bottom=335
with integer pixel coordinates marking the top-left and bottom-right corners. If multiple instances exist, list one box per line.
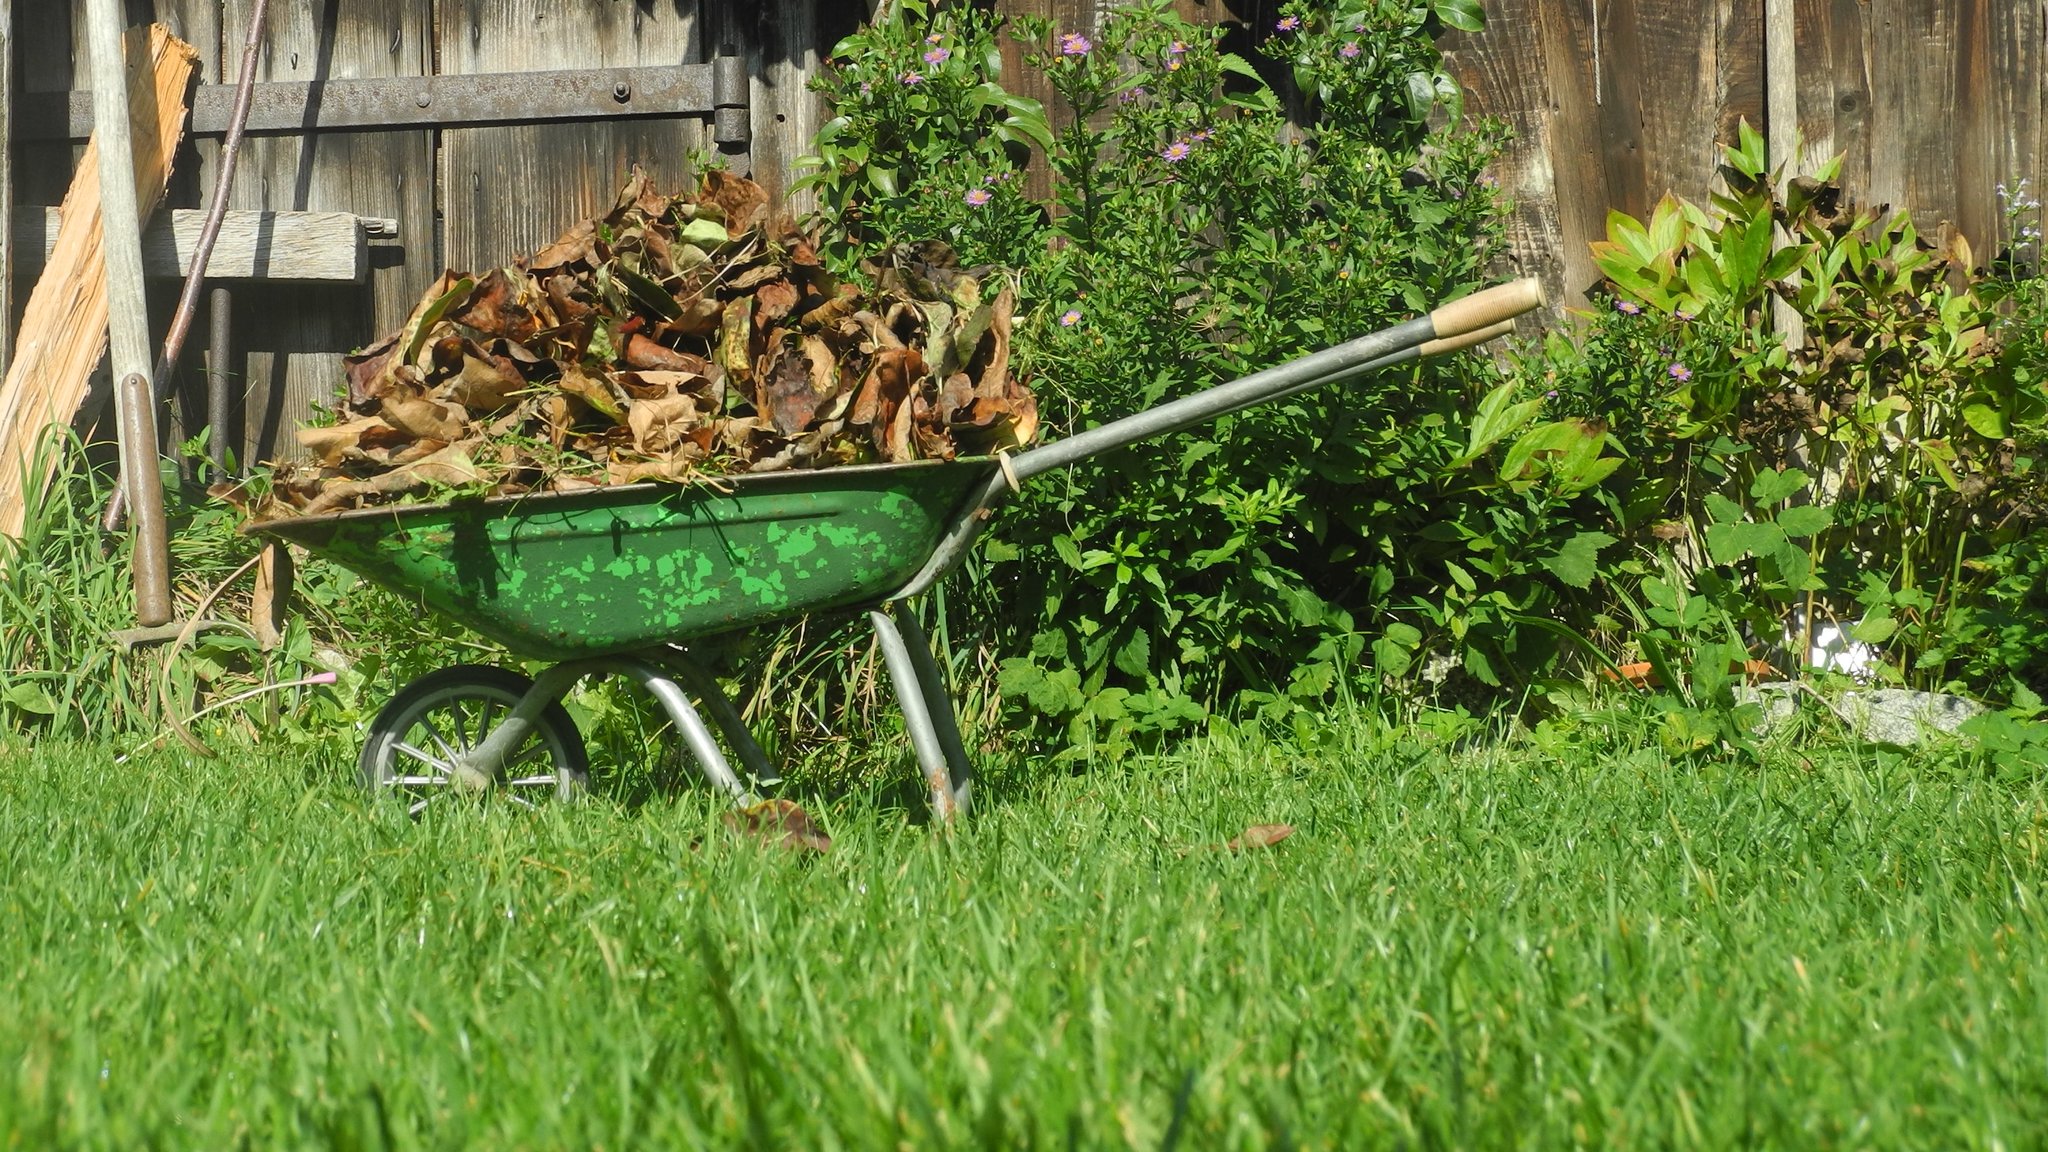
left=1426, top=278, right=1545, bottom=341
left=1418, top=318, right=1517, bottom=358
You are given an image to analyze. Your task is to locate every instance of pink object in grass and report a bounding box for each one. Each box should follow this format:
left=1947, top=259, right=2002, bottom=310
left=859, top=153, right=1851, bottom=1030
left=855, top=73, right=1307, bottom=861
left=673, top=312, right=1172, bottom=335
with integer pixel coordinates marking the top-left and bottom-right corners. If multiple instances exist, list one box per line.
left=965, top=188, right=993, bottom=207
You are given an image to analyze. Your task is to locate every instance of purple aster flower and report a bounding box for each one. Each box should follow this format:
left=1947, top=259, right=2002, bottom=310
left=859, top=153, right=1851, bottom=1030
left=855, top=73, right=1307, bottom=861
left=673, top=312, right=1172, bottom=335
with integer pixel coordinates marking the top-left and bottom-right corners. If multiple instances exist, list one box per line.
left=1059, top=32, right=1092, bottom=56
left=1614, top=299, right=1642, bottom=315
left=1675, top=310, right=1694, bottom=322
left=1340, top=42, right=1362, bottom=58
left=926, top=33, right=944, bottom=45
left=1161, top=140, right=1193, bottom=163
left=923, top=47, right=950, bottom=65
left=1667, top=363, right=1692, bottom=381
left=964, top=187, right=992, bottom=207
left=1277, top=15, right=1302, bottom=31
left=900, top=71, right=924, bottom=86
left=1119, top=86, right=1146, bottom=104
left=1169, top=39, right=1187, bottom=55
left=1060, top=309, right=1082, bottom=327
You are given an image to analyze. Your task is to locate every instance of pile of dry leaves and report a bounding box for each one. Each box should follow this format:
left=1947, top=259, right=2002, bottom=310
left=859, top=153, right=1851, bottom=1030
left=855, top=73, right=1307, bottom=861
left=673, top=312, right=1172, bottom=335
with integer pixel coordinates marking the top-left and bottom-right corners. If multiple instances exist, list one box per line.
left=231, top=169, right=1037, bottom=521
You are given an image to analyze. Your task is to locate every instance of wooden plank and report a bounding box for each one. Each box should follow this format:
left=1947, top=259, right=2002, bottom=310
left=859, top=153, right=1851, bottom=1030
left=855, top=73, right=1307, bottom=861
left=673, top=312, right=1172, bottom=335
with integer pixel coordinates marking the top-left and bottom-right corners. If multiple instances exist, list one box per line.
left=0, top=25, right=197, bottom=541
left=437, top=1, right=704, bottom=272
left=1442, top=0, right=1571, bottom=318
left=18, top=207, right=373, bottom=281
left=1954, top=0, right=2044, bottom=263
left=745, top=2, right=821, bottom=212
left=1629, top=0, right=1734, bottom=203
left=1534, top=0, right=1616, bottom=307
left=222, top=0, right=436, bottom=466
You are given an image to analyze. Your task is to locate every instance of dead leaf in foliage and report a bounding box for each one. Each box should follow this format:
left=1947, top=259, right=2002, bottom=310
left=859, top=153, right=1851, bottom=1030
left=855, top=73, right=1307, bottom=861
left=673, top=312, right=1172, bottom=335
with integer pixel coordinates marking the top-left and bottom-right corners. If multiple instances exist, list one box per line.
left=529, top=219, right=597, bottom=271
left=721, top=798, right=829, bottom=854
left=623, top=332, right=700, bottom=372
left=296, top=418, right=377, bottom=466
left=700, top=169, right=768, bottom=238
left=380, top=394, right=470, bottom=442
left=1226, top=824, right=1295, bottom=852
left=444, top=350, right=529, bottom=412
left=753, top=278, right=798, bottom=326
left=447, top=269, right=539, bottom=342
left=555, top=363, right=624, bottom=423
left=627, top=393, right=704, bottom=454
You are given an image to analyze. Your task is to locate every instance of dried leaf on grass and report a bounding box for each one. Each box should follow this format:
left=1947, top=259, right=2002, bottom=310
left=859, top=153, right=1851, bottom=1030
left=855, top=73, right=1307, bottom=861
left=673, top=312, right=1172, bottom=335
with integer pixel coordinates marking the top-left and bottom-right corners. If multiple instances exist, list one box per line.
left=242, top=168, right=1038, bottom=522
left=722, top=799, right=831, bottom=854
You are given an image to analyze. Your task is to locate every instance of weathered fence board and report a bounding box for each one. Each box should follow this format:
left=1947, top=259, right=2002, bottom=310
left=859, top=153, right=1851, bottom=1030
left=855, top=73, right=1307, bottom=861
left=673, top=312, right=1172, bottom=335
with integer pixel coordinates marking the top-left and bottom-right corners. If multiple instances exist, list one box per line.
left=437, top=1, right=704, bottom=272
left=1447, top=0, right=2044, bottom=314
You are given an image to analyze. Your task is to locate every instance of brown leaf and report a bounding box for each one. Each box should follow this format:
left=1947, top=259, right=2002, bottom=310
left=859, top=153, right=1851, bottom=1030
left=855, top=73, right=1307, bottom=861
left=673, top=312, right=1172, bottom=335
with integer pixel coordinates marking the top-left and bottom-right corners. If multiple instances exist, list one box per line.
left=700, top=170, right=769, bottom=238
left=1225, top=824, right=1295, bottom=853
left=623, top=333, right=701, bottom=372
left=446, top=268, right=539, bottom=341
left=529, top=219, right=597, bottom=271
left=380, top=395, right=470, bottom=443
left=295, top=417, right=399, bottom=467
left=721, top=799, right=830, bottom=854
left=342, top=332, right=401, bottom=406
left=443, top=349, right=529, bottom=412
left=627, top=393, right=704, bottom=454
left=753, top=278, right=799, bottom=326
left=556, top=363, right=626, bottom=423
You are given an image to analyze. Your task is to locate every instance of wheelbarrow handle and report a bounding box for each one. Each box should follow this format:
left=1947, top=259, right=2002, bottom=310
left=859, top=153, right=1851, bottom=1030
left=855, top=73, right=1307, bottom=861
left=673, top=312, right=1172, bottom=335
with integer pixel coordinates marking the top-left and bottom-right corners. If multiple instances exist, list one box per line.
left=1008, top=277, right=1545, bottom=484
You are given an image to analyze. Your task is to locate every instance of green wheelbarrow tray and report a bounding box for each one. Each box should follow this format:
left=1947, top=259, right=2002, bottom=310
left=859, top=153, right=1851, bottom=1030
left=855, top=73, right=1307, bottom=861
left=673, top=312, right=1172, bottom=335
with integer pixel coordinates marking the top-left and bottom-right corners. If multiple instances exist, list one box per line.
left=250, top=278, right=1546, bottom=822
left=252, top=458, right=1002, bottom=661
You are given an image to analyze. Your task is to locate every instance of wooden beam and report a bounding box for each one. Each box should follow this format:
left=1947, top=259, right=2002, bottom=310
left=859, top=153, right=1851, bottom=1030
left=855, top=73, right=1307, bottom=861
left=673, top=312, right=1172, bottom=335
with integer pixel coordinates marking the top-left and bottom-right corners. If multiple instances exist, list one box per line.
left=16, top=207, right=382, bottom=282
left=0, top=25, right=197, bottom=543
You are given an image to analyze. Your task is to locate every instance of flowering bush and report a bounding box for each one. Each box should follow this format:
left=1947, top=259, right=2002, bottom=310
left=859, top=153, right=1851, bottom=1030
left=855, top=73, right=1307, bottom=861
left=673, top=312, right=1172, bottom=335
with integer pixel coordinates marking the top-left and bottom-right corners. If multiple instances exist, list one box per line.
left=803, top=0, right=1507, bottom=751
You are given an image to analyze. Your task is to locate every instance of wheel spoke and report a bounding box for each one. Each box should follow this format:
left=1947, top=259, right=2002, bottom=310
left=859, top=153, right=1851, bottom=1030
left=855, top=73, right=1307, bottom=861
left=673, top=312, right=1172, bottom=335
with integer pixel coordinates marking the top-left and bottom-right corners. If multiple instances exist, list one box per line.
left=505, top=774, right=558, bottom=788
left=393, top=740, right=454, bottom=777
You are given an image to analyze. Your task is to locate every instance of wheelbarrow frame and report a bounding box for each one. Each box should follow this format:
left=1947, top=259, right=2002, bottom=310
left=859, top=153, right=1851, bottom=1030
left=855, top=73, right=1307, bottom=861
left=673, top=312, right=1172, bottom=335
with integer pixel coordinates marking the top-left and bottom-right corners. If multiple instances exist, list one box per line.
left=260, top=280, right=1542, bottom=819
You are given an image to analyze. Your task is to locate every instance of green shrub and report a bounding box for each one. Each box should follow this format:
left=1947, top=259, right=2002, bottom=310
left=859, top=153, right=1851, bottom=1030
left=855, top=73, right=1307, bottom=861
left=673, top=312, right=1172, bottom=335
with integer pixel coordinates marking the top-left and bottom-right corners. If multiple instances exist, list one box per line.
left=803, top=0, right=1508, bottom=752
left=1535, top=123, right=2048, bottom=703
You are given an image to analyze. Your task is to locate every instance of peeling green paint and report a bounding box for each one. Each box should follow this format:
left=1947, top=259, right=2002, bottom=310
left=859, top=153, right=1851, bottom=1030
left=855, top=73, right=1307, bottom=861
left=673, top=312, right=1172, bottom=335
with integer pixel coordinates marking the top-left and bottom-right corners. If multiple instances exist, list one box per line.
left=257, top=460, right=996, bottom=660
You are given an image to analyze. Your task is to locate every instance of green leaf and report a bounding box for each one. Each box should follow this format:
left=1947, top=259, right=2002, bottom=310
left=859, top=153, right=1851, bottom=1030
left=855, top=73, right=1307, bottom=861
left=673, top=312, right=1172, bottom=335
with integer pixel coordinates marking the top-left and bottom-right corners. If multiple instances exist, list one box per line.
left=1051, top=534, right=1084, bottom=571
left=1774, top=504, right=1833, bottom=538
left=1432, top=0, right=1486, bottom=32
left=2, top=680, right=58, bottom=716
left=1703, top=492, right=1746, bottom=525
left=1850, top=612, right=1899, bottom=645
left=1539, top=531, right=1617, bottom=589
left=1705, top=520, right=1786, bottom=565
left=1749, top=467, right=1810, bottom=505
left=1961, top=399, right=2008, bottom=439
left=1457, top=382, right=1544, bottom=466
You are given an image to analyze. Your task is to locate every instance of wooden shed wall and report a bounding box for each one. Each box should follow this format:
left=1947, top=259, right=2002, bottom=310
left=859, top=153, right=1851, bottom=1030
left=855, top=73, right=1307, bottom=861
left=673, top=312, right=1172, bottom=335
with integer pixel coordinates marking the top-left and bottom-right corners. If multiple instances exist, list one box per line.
left=7, top=1, right=2044, bottom=465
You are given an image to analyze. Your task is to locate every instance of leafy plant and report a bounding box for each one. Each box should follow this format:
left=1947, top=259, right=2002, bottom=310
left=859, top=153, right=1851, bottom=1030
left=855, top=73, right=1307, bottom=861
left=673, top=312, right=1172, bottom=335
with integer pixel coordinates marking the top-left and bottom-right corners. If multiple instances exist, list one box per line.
left=804, top=0, right=1510, bottom=748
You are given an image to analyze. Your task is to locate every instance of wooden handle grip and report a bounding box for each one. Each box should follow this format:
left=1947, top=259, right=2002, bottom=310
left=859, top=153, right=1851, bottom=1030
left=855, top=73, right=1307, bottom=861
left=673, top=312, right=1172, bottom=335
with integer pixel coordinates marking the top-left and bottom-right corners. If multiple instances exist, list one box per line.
left=1417, top=318, right=1516, bottom=358
left=1428, top=279, right=1546, bottom=339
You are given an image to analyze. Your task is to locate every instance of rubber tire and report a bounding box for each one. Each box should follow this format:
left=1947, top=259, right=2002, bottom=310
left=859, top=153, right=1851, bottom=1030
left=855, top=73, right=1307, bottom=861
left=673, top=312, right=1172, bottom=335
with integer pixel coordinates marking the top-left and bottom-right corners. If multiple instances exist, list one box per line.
left=358, top=664, right=590, bottom=805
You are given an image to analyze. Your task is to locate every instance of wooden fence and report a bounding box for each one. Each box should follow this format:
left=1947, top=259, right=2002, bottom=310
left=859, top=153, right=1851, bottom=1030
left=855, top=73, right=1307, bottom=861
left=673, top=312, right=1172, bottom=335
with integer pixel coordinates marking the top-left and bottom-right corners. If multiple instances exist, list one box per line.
left=4, top=1, right=2043, bottom=465
left=1445, top=0, right=2048, bottom=313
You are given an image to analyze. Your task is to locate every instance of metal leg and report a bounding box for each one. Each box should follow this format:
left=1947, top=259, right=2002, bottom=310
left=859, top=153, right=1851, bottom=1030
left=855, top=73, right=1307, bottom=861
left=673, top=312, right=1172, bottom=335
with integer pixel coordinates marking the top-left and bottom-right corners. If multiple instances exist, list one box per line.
left=452, top=662, right=590, bottom=788
left=454, top=657, right=758, bottom=804
left=600, top=655, right=756, bottom=803
left=871, top=608, right=973, bottom=821
left=660, top=648, right=781, bottom=787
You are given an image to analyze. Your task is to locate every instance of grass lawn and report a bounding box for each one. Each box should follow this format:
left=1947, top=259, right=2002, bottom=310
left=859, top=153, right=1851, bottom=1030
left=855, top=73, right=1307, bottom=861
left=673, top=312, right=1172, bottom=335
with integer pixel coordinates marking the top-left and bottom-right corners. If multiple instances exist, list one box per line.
left=2, top=716, right=2044, bottom=1148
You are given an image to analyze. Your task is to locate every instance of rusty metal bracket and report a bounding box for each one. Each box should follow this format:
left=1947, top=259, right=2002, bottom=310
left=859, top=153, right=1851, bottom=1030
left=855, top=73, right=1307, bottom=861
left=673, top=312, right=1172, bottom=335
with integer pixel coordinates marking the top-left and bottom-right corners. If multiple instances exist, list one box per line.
left=24, top=62, right=724, bottom=140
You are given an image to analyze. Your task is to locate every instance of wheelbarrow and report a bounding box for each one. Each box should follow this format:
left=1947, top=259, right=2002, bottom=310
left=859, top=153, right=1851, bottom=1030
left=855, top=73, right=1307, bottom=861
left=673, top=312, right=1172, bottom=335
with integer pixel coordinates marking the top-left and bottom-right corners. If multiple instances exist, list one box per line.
left=254, top=280, right=1544, bottom=818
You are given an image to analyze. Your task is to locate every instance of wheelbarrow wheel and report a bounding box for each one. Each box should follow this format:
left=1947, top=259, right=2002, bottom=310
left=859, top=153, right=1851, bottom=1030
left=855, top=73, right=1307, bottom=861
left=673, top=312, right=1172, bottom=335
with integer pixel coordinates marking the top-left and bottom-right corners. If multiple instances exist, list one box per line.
left=359, top=664, right=589, bottom=813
